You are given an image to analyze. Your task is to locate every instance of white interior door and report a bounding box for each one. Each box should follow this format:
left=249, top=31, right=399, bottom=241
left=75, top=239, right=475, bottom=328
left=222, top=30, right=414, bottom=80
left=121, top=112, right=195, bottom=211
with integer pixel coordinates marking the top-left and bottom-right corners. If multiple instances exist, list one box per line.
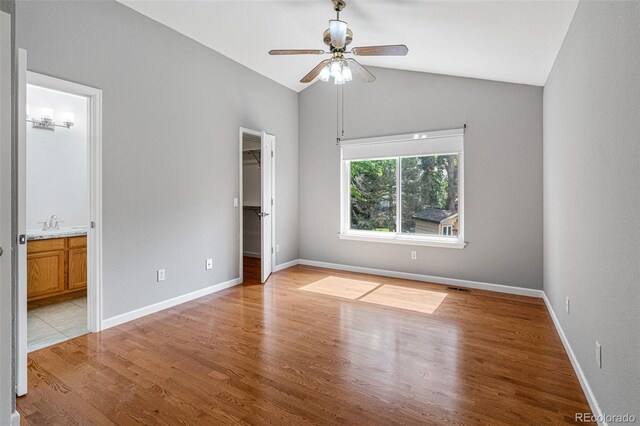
left=1, top=11, right=17, bottom=416
left=260, top=132, right=273, bottom=283
left=16, top=48, right=27, bottom=396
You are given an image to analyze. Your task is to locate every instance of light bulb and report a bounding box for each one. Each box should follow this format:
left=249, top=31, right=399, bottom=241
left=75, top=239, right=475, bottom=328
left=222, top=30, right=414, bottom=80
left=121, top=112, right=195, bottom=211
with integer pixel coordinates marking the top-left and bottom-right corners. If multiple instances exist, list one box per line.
left=318, top=65, right=331, bottom=82
left=330, top=61, right=342, bottom=79
left=40, top=107, right=53, bottom=119
left=62, top=112, right=75, bottom=123
left=334, top=74, right=345, bottom=85
left=342, top=65, right=352, bottom=82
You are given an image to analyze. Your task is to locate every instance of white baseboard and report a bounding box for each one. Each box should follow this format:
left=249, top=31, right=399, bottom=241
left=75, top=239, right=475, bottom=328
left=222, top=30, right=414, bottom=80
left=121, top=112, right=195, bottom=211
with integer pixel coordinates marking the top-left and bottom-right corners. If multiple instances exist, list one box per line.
left=542, top=294, right=605, bottom=425
left=11, top=411, right=20, bottom=426
left=102, top=277, right=242, bottom=329
left=243, top=251, right=260, bottom=259
left=296, top=259, right=544, bottom=298
left=274, top=259, right=300, bottom=272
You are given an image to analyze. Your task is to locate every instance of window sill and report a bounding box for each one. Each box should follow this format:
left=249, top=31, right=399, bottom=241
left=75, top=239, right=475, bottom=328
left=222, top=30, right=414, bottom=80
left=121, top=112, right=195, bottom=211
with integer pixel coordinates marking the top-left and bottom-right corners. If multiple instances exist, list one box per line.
left=338, top=233, right=467, bottom=249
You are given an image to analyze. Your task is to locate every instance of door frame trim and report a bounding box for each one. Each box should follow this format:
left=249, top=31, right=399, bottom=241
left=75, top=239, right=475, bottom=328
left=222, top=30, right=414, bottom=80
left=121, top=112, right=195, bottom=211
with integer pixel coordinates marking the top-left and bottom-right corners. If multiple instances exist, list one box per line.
left=238, top=127, right=275, bottom=283
left=16, top=66, right=103, bottom=395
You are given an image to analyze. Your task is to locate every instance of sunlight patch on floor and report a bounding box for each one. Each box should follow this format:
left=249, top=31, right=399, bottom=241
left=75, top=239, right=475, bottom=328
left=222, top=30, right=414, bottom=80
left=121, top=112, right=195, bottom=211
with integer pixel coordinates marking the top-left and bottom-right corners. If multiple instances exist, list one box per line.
left=299, top=276, right=380, bottom=299
left=300, top=278, right=448, bottom=314
left=360, top=285, right=447, bottom=314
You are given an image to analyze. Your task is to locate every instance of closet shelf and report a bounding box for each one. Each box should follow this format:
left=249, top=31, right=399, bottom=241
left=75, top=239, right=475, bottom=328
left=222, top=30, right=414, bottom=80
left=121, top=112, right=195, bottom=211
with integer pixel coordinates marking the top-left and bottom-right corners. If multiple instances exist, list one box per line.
left=243, top=205, right=262, bottom=220
left=243, top=148, right=261, bottom=167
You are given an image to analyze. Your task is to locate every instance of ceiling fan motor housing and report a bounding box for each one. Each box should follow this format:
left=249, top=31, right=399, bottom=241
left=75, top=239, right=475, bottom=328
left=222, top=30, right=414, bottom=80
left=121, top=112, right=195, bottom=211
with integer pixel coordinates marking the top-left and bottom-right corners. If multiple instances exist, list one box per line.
left=323, top=28, right=353, bottom=48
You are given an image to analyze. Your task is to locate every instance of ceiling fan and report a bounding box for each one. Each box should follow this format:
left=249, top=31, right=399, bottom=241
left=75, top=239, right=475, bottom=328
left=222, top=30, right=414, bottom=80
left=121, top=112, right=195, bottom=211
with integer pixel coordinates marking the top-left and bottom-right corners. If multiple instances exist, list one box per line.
left=268, top=0, right=408, bottom=85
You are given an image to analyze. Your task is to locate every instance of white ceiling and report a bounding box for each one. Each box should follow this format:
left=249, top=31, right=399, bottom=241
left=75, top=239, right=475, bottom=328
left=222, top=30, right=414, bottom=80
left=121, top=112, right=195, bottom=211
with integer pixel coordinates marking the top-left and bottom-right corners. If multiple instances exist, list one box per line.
left=119, top=0, right=578, bottom=92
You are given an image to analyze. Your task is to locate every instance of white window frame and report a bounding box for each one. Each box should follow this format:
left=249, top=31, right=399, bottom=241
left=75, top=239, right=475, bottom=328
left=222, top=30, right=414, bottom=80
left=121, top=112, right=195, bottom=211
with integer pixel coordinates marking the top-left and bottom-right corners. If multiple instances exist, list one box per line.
left=339, top=128, right=466, bottom=249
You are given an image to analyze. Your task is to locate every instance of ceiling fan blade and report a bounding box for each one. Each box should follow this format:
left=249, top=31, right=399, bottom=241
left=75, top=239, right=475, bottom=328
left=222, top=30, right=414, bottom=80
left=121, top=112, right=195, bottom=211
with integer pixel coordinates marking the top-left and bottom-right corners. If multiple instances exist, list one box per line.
left=351, top=45, right=408, bottom=56
left=301, top=59, right=332, bottom=83
left=269, top=49, right=326, bottom=55
left=329, top=20, right=348, bottom=49
left=346, top=59, right=375, bottom=83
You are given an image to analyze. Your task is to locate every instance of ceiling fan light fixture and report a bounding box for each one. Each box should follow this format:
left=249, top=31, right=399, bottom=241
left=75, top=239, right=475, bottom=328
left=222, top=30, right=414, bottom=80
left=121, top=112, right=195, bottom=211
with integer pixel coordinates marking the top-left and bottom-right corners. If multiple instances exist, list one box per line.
left=342, top=65, right=353, bottom=82
left=330, top=60, right=342, bottom=78
left=319, top=65, right=331, bottom=82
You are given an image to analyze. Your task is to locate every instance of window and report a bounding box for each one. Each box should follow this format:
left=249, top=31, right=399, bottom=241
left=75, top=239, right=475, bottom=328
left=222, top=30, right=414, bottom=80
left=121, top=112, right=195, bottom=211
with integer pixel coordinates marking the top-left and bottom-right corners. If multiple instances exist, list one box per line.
left=340, top=129, right=465, bottom=248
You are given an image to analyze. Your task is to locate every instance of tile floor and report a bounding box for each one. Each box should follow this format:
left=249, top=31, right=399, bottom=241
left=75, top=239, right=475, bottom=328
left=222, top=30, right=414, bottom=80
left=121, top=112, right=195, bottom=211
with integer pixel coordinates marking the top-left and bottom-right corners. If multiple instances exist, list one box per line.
left=28, top=297, right=87, bottom=352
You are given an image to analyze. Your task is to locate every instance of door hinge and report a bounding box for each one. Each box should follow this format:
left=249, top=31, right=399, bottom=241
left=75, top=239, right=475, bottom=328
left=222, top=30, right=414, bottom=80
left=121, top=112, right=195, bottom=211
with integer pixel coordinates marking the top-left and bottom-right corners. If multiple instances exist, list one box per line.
left=271, top=198, right=273, bottom=206
left=271, top=247, right=274, bottom=254
left=271, top=151, right=274, bottom=158
left=90, top=221, right=96, bottom=229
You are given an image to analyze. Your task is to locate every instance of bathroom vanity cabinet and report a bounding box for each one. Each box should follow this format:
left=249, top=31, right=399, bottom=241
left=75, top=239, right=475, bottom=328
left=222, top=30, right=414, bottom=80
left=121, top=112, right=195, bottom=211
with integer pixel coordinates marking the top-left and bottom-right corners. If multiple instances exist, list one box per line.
left=27, top=235, right=87, bottom=307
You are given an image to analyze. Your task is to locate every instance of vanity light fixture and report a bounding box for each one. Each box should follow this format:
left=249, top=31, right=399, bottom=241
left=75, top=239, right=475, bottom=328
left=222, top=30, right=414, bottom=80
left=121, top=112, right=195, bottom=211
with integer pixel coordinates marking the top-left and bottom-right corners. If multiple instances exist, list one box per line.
left=27, top=106, right=74, bottom=131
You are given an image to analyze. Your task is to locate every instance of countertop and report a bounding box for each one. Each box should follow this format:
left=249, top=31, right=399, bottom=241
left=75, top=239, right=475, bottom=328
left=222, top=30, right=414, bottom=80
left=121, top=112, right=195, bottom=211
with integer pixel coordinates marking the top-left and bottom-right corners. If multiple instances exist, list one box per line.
left=27, top=227, right=88, bottom=241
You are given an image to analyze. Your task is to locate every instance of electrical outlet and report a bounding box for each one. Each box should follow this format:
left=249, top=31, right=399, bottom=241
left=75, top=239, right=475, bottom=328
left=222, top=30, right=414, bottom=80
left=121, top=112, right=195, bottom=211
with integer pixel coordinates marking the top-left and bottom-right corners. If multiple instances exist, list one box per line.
left=233, top=198, right=239, bottom=207
left=206, top=258, right=213, bottom=270
left=566, top=297, right=570, bottom=314
left=411, top=251, right=417, bottom=260
left=596, top=342, right=602, bottom=368
left=157, top=269, right=166, bottom=282
left=276, top=244, right=280, bottom=253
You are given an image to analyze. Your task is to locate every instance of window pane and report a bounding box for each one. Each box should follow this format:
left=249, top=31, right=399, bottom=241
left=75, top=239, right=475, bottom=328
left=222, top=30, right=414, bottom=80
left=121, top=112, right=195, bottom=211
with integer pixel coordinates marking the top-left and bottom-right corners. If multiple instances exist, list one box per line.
left=401, top=154, right=459, bottom=237
left=350, top=159, right=397, bottom=232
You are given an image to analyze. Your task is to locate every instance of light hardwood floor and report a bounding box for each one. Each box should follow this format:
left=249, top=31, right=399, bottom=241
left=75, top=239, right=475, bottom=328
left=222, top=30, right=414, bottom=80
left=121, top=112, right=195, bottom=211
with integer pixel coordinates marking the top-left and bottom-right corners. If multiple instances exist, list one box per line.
left=17, top=257, right=592, bottom=425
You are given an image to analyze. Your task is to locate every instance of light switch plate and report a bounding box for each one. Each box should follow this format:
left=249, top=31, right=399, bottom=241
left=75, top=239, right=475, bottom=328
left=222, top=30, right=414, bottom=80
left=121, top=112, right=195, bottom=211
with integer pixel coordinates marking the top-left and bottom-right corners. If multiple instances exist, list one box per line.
left=233, top=198, right=239, bottom=207
left=411, top=251, right=417, bottom=260
left=157, top=269, right=166, bottom=282
left=206, top=258, right=213, bottom=270
left=596, top=342, right=602, bottom=368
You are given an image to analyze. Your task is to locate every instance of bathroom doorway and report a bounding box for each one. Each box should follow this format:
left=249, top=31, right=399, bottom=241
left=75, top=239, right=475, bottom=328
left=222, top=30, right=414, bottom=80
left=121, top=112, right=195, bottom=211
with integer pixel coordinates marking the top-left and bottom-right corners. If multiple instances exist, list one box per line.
left=15, top=49, right=103, bottom=396
left=239, top=128, right=275, bottom=284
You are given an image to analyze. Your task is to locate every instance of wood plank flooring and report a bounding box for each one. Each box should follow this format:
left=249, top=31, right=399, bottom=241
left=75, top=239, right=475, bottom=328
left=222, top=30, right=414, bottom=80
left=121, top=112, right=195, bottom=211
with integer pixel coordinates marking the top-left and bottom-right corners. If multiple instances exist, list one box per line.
left=17, top=257, right=593, bottom=425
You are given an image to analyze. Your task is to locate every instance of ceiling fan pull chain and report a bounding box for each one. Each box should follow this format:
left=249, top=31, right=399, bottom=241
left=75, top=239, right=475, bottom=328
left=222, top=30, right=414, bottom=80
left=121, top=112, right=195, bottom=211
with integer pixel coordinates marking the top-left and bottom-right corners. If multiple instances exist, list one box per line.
left=336, top=85, right=340, bottom=145
left=341, top=84, right=345, bottom=138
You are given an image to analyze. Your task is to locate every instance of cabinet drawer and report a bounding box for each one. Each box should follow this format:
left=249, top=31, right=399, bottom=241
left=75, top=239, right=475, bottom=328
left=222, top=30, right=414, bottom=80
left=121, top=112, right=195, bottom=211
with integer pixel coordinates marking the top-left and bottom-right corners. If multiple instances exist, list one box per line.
left=28, top=238, right=65, bottom=253
left=69, top=236, right=87, bottom=248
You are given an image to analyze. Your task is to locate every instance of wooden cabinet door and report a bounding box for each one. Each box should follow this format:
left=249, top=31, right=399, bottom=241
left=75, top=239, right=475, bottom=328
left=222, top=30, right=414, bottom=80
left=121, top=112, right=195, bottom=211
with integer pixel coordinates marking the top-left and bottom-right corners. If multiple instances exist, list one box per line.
left=68, top=247, right=87, bottom=289
left=27, top=251, right=66, bottom=298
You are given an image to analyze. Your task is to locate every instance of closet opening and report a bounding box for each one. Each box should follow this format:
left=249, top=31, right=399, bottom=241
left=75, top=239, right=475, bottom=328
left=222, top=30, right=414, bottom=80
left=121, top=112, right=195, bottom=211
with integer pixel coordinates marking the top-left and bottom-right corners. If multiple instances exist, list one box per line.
left=239, top=128, right=275, bottom=284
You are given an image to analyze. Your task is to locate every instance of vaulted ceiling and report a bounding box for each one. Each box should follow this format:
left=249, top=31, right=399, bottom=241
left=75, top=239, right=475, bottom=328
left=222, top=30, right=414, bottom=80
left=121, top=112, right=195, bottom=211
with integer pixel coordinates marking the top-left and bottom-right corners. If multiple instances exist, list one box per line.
left=119, top=0, right=578, bottom=92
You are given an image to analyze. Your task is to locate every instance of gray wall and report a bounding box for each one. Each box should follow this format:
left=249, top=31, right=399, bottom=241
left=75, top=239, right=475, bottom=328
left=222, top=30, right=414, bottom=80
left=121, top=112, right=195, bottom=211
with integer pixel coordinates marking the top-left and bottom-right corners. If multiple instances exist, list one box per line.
left=299, top=68, right=543, bottom=289
left=543, top=0, right=640, bottom=417
left=16, top=0, right=299, bottom=319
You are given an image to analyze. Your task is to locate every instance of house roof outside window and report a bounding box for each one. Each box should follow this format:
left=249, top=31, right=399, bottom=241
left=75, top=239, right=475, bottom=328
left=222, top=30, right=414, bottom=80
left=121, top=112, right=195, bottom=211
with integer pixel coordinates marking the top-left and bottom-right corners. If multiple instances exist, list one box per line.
left=411, top=208, right=458, bottom=224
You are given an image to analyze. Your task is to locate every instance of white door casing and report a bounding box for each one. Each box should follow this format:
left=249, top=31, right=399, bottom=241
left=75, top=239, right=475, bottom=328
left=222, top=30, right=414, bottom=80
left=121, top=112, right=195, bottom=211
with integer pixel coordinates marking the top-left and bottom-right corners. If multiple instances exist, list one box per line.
left=16, top=69, right=103, bottom=397
left=260, top=132, right=274, bottom=283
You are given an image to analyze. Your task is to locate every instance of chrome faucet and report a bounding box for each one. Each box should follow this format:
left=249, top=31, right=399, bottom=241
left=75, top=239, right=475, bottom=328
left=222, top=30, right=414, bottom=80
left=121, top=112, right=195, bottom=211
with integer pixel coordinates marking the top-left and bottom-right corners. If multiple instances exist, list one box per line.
left=38, top=215, right=62, bottom=231
left=49, top=215, right=62, bottom=230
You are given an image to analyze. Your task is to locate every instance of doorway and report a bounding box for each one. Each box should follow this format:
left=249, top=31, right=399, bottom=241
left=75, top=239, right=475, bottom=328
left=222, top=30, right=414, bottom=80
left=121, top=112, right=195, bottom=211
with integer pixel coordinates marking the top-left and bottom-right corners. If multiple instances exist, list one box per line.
left=16, top=49, right=103, bottom=396
left=239, top=128, right=275, bottom=284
